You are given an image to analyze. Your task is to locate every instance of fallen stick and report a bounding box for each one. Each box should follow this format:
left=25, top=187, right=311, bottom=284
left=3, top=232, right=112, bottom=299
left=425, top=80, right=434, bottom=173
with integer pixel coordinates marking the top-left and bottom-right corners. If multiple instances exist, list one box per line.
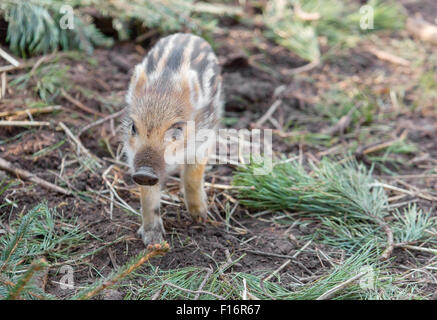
left=316, top=271, right=368, bottom=300
left=0, top=105, right=62, bottom=120
left=286, top=59, right=320, bottom=75
left=294, top=2, right=320, bottom=21
left=0, top=63, right=31, bottom=73
left=255, top=99, right=281, bottom=126
left=373, top=182, right=436, bottom=202
left=1, top=72, right=6, bottom=100
left=395, top=244, right=437, bottom=255
left=378, top=174, right=437, bottom=180
left=0, top=48, right=20, bottom=67
left=0, top=51, right=69, bottom=74
left=58, top=121, right=103, bottom=167
left=0, top=120, right=51, bottom=127
left=0, top=157, right=71, bottom=195
left=322, top=106, right=356, bottom=136
left=241, top=278, right=260, bottom=300
left=204, top=182, right=254, bottom=190
left=365, top=46, right=410, bottom=67
left=194, top=267, right=213, bottom=300
left=190, top=2, right=243, bottom=16
left=263, top=239, right=313, bottom=282
left=77, top=109, right=125, bottom=137
left=102, top=165, right=139, bottom=216
left=377, top=217, right=394, bottom=261
left=61, top=89, right=106, bottom=117
left=357, top=130, right=408, bottom=156
left=160, top=282, right=225, bottom=300
left=135, top=29, right=159, bottom=43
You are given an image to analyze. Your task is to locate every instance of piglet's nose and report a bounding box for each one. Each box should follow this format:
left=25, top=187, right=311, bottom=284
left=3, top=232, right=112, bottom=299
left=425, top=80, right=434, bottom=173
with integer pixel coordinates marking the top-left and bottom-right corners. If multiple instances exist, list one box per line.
left=132, top=167, right=159, bottom=186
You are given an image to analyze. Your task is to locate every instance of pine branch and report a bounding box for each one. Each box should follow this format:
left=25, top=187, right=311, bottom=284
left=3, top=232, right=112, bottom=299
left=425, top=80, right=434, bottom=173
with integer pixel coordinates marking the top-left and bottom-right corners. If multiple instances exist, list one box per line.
left=73, top=242, right=170, bottom=300
left=233, top=159, right=394, bottom=256
left=1, top=0, right=113, bottom=57
left=6, top=258, right=48, bottom=300
left=0, top=204, right=45, bottom=273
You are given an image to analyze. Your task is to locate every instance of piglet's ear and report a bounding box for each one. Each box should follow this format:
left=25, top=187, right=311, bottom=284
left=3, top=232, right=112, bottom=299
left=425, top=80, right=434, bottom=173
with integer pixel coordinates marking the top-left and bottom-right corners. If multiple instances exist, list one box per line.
left=127, top=65, right=147, bottom=104
left=134, top=67, right=147, bottom=96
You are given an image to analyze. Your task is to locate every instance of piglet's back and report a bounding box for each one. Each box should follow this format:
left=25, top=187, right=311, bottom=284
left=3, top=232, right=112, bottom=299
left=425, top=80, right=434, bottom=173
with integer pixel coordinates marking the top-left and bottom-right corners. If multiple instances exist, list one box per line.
left=128, top=33, right=222, bottom=129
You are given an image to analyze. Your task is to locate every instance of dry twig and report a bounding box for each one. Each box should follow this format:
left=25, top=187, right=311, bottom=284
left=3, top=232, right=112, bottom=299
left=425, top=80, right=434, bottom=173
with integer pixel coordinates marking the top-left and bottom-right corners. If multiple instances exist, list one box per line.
left=77, top=109, right=125, bottom=137
left=294, top=3, right=320, bottom=21
left=0, top=48, right=20, bottom=67
left=365, top=46, right=410, bottom=67
left=0, top=106, right=62, bottom=120
left=263, top=239, right=313, bottom=282
left=0, top=157, right=71, bottom=195
left=0, top=120, right=51, bottom=127
left=255, top=100, right=281, bottom=126
left=59, top=121, right=103, bottom=167
left=316, top=270, right=368, bottom=300
left=61, top=89, right=105, bottom=117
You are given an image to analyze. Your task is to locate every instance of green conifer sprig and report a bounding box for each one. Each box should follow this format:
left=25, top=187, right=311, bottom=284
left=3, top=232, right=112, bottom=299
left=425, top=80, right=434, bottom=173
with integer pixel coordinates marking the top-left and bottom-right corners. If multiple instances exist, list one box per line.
left=0, top=0, right=202, bottom=57
left=1, top=0, right=113, bottom=57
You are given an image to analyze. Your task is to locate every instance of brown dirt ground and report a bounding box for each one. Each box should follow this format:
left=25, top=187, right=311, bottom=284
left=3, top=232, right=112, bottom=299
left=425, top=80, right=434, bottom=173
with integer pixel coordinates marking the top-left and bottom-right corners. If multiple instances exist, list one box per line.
left=0, top=2, right=436, bottom=299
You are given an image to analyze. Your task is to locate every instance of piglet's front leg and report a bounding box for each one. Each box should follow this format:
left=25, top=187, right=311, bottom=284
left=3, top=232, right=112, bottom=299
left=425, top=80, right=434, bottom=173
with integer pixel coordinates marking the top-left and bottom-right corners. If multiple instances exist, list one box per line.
left=182, top=163, right=208, bottom=222
left=137, top=185, right=165, bottom=245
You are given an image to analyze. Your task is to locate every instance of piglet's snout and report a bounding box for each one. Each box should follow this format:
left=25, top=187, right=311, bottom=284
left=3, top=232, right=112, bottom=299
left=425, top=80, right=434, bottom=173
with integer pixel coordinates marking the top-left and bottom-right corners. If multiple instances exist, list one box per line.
left=132, top=166, right=159, bottom=186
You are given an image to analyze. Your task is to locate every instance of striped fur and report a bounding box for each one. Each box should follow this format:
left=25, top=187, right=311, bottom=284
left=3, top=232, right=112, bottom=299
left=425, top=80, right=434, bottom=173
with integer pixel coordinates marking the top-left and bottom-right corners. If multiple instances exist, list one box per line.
left=124, top=33, right=223, bottom=173
left=126, top=33, right=223, bottom=130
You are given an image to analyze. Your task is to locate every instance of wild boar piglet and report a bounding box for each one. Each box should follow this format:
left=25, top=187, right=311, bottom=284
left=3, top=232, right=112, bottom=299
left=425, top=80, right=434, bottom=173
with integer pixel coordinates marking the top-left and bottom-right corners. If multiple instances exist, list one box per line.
left=123, top=33, right=223, bottom=245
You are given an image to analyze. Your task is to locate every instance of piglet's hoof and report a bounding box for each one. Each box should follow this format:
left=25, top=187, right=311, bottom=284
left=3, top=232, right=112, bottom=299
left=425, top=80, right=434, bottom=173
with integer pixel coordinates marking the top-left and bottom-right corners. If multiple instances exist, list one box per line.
left=137, top=218, right=165, bottom=246
left=187, top=200, right=208, bottom=223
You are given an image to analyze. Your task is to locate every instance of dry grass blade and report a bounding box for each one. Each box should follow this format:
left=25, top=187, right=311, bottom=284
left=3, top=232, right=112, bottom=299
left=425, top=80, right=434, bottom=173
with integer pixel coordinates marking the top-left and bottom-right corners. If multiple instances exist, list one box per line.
left=61, top=89, right=106, bottom=117
left=378, top=218, right=394, bottom=261
left=0, top=72, right=6, bottom=100
left=77, top=109, right=125, bottom=137
left=59, top=121, right=103, bottom=167
left=0, top=120, right=51, bottom=127
left=0, top=48, right=20, bottom=67
left=158, top=281, right=225, bottom=300
left=316, top=270, right=368, bottom=300
left=263, top=239, right=313, bottom=282
left=102, top=165, right=140, bottom=216
left=190, top=2, right=243, bottom=16
left=255, top=99, right=281, bottom=126
left=194, top=267, right=213, bottom=300
left=365, top=46, right=410, bottom=67
left=0, top=157, right=71, bottom=195
left=0, top=105, right=62, bottom=120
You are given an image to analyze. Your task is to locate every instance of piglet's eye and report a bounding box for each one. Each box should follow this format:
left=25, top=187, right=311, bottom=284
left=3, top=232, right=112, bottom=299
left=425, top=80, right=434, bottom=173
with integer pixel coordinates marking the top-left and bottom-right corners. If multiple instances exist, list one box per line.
left=131, top=123, right=137, bottom=135
left=164, top=127, right=184, bottom=142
